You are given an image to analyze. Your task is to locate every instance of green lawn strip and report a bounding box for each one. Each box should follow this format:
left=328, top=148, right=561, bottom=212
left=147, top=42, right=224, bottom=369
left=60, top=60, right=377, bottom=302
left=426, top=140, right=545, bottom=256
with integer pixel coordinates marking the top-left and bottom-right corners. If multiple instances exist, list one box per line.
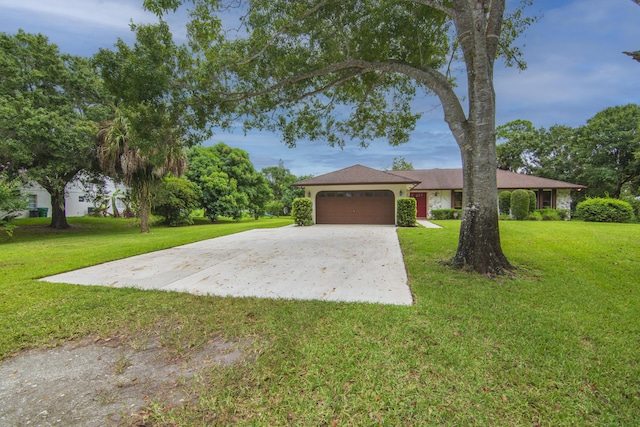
left=2, top=218, right=640, bottom=425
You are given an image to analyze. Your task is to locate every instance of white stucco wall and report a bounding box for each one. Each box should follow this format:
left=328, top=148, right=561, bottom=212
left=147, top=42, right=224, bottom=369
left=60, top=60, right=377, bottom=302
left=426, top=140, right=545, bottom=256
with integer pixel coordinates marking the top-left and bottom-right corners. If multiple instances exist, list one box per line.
left=18, top=178, right=127, bottom=218
left=425, top=190, right=452, bottom=218
left=556, top=190, right=572, bottom=211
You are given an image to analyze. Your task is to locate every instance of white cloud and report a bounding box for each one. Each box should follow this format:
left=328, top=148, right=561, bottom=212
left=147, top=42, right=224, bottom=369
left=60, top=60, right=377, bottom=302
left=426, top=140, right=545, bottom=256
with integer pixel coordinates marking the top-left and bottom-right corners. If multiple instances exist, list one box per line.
left=0, top=0, right=155, bottom=31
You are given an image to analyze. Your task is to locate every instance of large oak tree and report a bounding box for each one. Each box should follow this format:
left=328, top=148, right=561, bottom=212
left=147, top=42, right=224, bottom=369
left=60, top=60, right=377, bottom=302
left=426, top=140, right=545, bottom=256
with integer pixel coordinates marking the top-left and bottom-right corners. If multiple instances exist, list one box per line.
left=147, top=0, right=536, bottom=274
left=0, top=31, right=106, bottom=229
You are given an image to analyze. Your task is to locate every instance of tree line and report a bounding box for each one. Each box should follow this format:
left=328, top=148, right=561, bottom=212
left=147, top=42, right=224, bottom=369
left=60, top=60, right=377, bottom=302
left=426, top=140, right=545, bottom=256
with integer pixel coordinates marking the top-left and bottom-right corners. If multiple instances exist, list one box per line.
left=497, top=104, right=640, bottom=202
left=0, top=28, right=305, bottom=233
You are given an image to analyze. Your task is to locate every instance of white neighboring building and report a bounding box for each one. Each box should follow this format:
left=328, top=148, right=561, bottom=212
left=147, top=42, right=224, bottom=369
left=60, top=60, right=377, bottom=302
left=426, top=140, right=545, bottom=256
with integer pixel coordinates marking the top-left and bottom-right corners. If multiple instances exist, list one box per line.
left=18, top=177, right=128, bottom=218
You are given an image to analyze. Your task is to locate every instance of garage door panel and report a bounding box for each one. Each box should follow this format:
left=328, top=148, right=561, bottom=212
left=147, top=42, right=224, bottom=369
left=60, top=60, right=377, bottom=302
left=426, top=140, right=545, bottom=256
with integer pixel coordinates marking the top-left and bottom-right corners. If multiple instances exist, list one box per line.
left=316, top=191, right=395, bottom=224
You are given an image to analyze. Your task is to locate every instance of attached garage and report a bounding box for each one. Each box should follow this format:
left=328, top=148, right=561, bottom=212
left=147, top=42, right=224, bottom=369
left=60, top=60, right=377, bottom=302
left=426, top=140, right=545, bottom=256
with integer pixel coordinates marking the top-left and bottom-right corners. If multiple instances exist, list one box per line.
left=293, top=165, right=421, bottom=225
left=316, top=190, right=395, bottom=224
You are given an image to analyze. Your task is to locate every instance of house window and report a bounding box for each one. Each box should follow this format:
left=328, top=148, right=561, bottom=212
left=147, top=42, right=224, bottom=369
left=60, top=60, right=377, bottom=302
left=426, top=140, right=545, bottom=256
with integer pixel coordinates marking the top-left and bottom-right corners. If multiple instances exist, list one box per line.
left=452, top=191, right=463, bottom=209
left=541, top=190, right=553, bottom=209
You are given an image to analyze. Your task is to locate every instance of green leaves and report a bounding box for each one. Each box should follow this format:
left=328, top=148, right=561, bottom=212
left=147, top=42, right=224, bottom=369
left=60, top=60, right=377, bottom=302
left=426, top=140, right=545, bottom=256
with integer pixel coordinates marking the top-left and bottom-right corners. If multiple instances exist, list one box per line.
left=0, top=30, right=105, bottom=228
left=187, top=144, right=272, bottom=221
left=498, top=104, right=640, bottom=199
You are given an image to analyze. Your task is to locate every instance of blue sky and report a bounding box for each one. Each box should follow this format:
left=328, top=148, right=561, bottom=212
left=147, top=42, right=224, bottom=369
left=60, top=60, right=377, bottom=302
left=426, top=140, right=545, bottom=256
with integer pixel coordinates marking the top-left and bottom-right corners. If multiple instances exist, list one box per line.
left=1, top=0, right=639, bottom=177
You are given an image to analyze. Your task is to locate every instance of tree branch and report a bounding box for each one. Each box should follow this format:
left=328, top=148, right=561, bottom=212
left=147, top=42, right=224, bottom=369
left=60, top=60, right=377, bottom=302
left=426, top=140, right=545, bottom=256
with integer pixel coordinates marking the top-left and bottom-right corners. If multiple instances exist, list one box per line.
left=232, top=0, right=338, bottom=68
left=485, top=0, right=506, bottom=66
left=406, top=0, right=454, bottom=15
left=222, top=59, right=468, bottom=144
left=623, top=51, right=640, bottom=62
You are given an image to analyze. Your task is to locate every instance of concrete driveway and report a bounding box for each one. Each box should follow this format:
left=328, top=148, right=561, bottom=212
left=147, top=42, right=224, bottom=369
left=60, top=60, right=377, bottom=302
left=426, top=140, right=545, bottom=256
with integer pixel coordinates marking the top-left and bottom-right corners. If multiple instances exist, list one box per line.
left=41, top=225, right=413, bottom=305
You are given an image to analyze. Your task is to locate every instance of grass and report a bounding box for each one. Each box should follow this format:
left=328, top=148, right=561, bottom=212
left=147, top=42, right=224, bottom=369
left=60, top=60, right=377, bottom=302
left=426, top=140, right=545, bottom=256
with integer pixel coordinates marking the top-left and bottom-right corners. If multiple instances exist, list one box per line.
left=1, top=218, right=639, bottom=425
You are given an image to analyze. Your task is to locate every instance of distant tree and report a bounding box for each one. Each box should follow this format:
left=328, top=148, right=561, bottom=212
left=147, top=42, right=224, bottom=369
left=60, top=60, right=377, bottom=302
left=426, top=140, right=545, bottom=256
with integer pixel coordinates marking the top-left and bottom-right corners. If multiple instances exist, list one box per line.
left=496, top=120, right=540, bottom=173
left=261, top=161, right=306, bottom=214
left=577, top=104, right=640, bottom=198
left=152, top=176, right=201, bottom=226
left=391, top=156, right=414, bottom=171
left=94, top=22, right=207, bottom=232
left=497, top=104, right=640, bottom=199
left=0, top=31, right=107, bottom=229
left=187, top=143, right=272, bottom=221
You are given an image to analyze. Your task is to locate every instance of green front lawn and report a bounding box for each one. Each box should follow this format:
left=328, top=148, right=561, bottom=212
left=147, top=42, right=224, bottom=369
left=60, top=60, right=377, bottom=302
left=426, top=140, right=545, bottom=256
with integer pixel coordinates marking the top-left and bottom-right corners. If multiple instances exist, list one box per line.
left=1, top=218, right=639, bottom=425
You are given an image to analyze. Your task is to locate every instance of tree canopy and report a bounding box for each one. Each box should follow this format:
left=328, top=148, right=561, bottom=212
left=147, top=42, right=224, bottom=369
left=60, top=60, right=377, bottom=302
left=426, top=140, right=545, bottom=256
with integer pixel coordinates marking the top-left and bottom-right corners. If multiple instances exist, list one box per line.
left=262, top=161, right=307, bottom=215
left=497, top=104, right=640, bottom=199
left=94, top=22, right=209, bottom=233
left=145, top=0, right=537, bottom=275
left=186, top=143, right=272, bottom=221
left=0, top=30, right=106, bottom=229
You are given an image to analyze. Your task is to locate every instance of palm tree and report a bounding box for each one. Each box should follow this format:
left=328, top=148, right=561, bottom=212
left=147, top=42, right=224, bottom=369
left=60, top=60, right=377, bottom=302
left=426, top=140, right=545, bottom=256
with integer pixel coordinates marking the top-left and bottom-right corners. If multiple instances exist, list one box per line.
left=97, top=107, right=186, bottom=233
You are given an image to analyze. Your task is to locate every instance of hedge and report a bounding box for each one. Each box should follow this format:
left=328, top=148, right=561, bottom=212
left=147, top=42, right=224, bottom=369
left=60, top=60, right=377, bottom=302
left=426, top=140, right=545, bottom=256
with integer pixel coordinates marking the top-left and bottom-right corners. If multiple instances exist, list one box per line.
left=576, top=198, right=634, bottom=223
left=510, top=189, right=530, bottom=220
left=431, top=209, right=462, bottom=220
left=397, top=198, right=417, bottom=227
left=291, top=197, right=314, bottom=226
left=528, top=190, right=537, bottom=213
left=498, top=191, right=511, bottom=216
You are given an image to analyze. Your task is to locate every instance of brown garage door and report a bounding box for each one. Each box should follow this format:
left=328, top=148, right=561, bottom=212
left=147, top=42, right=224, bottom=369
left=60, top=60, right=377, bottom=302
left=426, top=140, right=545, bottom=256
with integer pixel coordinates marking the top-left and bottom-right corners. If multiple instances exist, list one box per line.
left=316, top=190, right=395, bottom=224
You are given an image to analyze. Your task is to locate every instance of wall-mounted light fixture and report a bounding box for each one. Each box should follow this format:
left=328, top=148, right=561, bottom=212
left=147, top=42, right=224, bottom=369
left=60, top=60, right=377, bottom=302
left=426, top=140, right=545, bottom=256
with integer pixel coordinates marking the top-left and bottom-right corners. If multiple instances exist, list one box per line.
left=308, top=191, right=311, bottom=197
left=399, top=190, right=403, bottom=197
left=435, top=191, right=439, bottom=197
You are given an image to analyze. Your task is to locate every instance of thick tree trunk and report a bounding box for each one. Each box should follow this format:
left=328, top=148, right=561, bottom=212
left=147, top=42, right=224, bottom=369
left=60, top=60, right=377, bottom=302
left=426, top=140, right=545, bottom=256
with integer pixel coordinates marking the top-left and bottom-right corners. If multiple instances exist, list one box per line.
left=445, top=0, right=512, bottom=275
left=48, top=187, right=70, bottom=230
left=138, top=181, right=150, bottom=233
left=449, top=133, right=512, bottom=275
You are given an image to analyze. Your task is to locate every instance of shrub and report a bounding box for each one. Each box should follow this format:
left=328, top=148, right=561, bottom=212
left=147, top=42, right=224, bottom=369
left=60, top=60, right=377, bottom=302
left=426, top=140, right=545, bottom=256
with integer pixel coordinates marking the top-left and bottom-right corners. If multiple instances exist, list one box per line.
left=430, top=209, right=462, bottom=220
left=528, top=190, right=537, bottom=213
left=621, top=196, right=640, bottom=221
left=292, top=197, right=313, bottom=226
left=538, top=208, right=561, bottom=221
left=265, top=200, right=284, bottom=217
left=0, top=164, right=29, bottom=236
left=557, top=209, right=570, bottom=220
left=152, top=177, right=201, bottom=226
left=510, top=189, right=530, bottom=220
left=397, top=198, right=417, bottom=227
left=527, top=211, right=542, bottom=221
left=498, top=191, right=511, bottom=216
left=576, top=198, right=634, bottom=223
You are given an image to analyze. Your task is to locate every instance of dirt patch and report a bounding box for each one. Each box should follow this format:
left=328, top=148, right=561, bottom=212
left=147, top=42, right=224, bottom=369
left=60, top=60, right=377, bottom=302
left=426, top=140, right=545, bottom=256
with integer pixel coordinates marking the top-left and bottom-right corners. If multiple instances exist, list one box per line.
left=0, top=335, right=250, bottom=426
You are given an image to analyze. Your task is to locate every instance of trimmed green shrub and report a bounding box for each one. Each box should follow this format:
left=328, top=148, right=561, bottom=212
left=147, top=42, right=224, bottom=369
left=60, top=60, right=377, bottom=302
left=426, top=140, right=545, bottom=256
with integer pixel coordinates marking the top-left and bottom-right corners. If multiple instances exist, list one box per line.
left=498, top=191, right=511, bottom=216
left=538, top=208, right=561, bottom=221
left=397, top=197, right=417, bottom=227
left=292, top=197, right=313, bottom=226
left=528, top=190, right=537, bottom=213
left=527, top=211, right=542, bottom=221
left=576, top=198, right=634, bottom=223
left=152, top=177, right=201, bottom=226
left=431, top=209, right=462, bottom=220
left=265, top=200, right=284, bottom=217
left=510, top=189, right=530, bottom=220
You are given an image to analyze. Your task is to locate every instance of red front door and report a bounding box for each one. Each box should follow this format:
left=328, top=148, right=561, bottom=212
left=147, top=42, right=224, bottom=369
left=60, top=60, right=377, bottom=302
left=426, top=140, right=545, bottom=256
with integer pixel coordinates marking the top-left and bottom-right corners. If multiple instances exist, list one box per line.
left=410, top=192, right=427, bottom=218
